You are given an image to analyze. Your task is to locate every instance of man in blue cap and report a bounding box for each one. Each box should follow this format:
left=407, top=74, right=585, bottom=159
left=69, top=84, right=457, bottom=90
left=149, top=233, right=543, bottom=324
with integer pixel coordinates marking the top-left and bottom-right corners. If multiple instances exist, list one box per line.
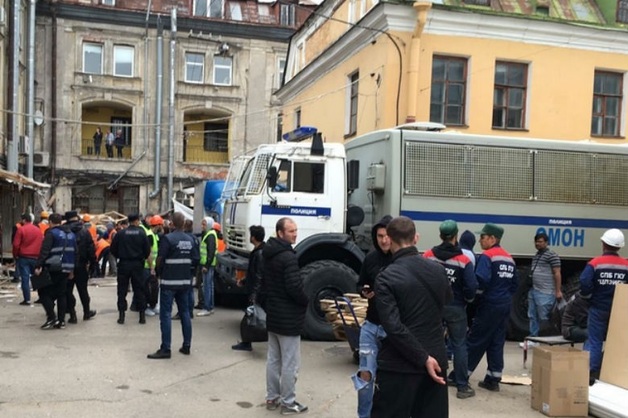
left=466, top=223, right=517, bottom=392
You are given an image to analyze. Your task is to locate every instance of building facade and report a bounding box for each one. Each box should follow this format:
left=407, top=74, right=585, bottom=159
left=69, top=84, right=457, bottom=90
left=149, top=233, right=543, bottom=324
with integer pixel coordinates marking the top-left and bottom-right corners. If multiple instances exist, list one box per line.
left=30, top=0, right=313, bottom=216
left=277, top=0, right=628, bottom=144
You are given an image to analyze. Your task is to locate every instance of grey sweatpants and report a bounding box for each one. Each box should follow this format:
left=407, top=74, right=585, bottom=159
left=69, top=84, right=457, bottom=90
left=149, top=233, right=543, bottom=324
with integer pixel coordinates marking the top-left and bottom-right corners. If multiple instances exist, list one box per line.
left=266, top=331, right=301, bottom=406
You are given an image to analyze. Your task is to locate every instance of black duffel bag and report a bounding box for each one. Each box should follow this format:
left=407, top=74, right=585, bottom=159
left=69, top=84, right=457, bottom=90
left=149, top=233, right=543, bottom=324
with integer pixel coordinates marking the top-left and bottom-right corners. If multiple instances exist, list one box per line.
left=240, top=304, right=268, bottom=343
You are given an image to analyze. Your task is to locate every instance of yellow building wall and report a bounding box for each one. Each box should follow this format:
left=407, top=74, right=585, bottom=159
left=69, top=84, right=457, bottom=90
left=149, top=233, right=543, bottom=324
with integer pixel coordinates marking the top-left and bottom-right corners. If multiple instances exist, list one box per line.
left=282, top=31, right=411, bottom=142
left=415, top=34, right=628, bottom=142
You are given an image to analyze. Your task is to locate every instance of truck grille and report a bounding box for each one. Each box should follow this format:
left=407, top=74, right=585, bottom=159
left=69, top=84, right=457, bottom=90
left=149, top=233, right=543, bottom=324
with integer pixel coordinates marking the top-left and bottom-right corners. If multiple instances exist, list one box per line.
left=226, top=226, right=247, bottom=250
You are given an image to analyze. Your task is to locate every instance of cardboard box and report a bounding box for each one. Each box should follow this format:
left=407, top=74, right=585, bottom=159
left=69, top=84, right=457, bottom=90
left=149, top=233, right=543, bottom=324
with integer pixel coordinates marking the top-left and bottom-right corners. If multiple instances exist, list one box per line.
left=531, top=346, right=589, bottom=417
left=600, top=284, right=628, bottom=389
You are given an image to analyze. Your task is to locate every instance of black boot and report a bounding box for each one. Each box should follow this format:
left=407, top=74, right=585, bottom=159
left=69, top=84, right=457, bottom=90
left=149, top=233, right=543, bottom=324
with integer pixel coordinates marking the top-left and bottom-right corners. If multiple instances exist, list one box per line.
left=68, top=311, right=78, bottom=324
left=84, top=310, right=97, bottom=320
left=139, top=311, right=146, bottom=324
left=117, top=311, right=125, bottom=324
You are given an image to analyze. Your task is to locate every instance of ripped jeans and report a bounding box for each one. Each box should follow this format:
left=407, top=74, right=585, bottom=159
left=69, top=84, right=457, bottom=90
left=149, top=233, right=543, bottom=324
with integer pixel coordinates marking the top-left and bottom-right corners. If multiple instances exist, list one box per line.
left=351, top=320, right=387, bottom=418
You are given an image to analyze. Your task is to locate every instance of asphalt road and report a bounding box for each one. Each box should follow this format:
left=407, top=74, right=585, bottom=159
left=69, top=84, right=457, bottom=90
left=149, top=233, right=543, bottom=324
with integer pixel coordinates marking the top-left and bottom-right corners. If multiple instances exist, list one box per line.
left=0, top=276, right=552, bottom=417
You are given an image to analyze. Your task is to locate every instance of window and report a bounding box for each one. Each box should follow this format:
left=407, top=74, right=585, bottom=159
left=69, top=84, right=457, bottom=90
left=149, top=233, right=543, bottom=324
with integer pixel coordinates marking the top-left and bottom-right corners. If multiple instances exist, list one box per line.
left=277, top=57, right=286, bottom=89
left=347, top=71, right=359, bottom=136
left=618, top=0, right=628, bottom=23
left=203, top=122, right=229, bottom=152
left=280, top=4, right=296, bottom=26
left=275, top=160, right=325, bottom=193
left=194, top=0, right=223, bottom=18
left=592, top=71, right=623, bottom=137
left=464, top=0, right=490, bottom=5
left=229, top=3, right=242, bottom=20
left=430, top=56, right=467, bottom=126
left=492, top=61, right=527, bottom=129
left=185, top=53, right=204, bottom=83
left=276, top=113, right=283, bottom=143
left=259, top=4, right=270, bottom=16
left=101, top=0, right=115, bottom=5
left=213, top=56, right=232, bottom=85
left=295, top=108, right=301, bottom=129
left=83, top=43, right=103, bottom=74
left=113, top=45, right=134, bottom=77
left=348, top=0, right=356, bottom=23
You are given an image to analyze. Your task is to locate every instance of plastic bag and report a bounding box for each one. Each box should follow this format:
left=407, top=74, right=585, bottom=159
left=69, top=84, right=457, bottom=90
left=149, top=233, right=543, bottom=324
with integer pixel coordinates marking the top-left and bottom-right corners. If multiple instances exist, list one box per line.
left=240, top=304, right=268, bottom=343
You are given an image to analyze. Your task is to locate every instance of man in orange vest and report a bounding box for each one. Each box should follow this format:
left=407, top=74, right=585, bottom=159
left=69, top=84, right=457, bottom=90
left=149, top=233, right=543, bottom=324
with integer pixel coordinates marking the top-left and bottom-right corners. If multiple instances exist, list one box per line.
left=38, top=211, right=50, bottom=235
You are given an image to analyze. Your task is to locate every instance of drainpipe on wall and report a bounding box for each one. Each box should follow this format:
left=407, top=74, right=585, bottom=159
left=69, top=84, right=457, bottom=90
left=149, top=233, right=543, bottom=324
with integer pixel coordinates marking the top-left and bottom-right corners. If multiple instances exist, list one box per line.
left=26, top=0, right=37, bottom=179
left=405, top=1, right=431, bottom=124
left=166, top=8, right=176, bottom=211
left=50, top=2, right=58, bottom=188
left=7, top=0, right=21, bottom=172
left=149, top=17, right=163, bottom=202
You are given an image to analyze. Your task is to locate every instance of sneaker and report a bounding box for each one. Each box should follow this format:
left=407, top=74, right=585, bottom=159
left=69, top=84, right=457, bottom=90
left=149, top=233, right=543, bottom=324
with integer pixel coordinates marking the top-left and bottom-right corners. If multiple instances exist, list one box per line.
left=197, top=310, right=212, bottom=317
left=41, top=319, right=57, bottom=330
left=447, top=378, right=456, bottom=387
left=68, top=314, right=78, bottom=324
left=54, top=321, right=66, bottom=330
left=519, top=341, right=540, bottom=349
left=194, top=304, right=204, bottom=310
left=281, top=402, right=308, bottom=415
left=84, top=310, right=97, bottom=321
left=266, top=398, right=280, bottom=411
left=145, top=308, right=156, bottom=317
left=478, top=380, right=500, bottom=392
left=19, top=300, right=31, bottom=306
left=179, top=345, right=191, bottom=355
left=147, top=349, right=171, bottom=360
left=172, top=313, right=181, bottom=320
left=457, top=385, right=476, bottom=399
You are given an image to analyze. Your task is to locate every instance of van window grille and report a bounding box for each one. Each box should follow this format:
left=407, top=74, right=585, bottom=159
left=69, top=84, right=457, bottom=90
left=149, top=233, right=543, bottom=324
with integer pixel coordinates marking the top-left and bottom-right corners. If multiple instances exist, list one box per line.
left=535, top=150, right=591, bottom=204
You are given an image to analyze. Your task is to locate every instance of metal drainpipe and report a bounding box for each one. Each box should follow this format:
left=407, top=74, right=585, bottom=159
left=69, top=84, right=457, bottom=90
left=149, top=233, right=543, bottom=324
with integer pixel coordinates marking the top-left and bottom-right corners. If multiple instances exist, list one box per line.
left=149, top=17, right=163, bottom=201
left=50, top=2, right=57, bottom=187
left=8, top=0, right=21, bottom=172
left=26, top=0, right=36, bottom=179
left=166, top=8, right=176, bottom=211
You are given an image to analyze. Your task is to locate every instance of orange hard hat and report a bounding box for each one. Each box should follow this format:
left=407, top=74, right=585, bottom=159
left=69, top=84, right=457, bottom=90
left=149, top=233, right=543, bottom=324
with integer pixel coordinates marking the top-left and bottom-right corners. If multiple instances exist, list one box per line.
left=83, top=214, right=91, bottom=222
left=40, top=211, right=49, bottom=219
left=213, top=222, right=221, bottom=232
left=150, top=215, right=164, bottom=226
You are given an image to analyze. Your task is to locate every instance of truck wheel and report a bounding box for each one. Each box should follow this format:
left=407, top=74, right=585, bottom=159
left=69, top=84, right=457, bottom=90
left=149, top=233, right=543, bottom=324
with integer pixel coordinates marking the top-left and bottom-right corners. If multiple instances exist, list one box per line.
left=507, top=267, right=531, bottom=341
left=301, top=260, right=358, bottom=341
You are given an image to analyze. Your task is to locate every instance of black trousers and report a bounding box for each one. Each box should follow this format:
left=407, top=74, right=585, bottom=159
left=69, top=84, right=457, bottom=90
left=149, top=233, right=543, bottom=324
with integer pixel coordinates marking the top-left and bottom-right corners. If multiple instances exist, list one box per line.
left=40, top=272, right=68, bottom=322
left=67, top=264, right=91, bottom=315
left=117, top=261, right=146, bottom=312
left=371, top=369, right=449, bottom=418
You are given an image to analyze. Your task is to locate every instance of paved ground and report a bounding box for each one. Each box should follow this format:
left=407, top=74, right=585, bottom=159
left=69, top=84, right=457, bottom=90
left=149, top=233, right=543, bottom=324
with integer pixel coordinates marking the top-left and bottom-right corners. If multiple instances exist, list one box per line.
left=1, top=275, right=554, bottom=417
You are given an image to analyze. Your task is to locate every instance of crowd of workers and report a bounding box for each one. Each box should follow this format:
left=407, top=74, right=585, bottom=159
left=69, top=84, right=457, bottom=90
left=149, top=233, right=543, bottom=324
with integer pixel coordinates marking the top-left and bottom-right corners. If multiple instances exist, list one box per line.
left=8, top=208, right=628, bottom=417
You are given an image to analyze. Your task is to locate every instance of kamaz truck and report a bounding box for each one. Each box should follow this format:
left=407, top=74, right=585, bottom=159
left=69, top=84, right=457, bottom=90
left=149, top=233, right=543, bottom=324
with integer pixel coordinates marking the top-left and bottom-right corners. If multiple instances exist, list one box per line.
left=216, top=124, right=628, bottom=340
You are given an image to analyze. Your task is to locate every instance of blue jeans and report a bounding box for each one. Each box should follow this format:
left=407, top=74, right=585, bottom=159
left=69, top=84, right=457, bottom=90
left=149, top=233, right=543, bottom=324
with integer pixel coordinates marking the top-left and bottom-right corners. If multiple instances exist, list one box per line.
left=443, top=305, right=469, bottom=388
left=203, top=268, right=215, bottom=311
left=352, top=320, right=386, bottom=418
left=583, top=307, right=610, bottom=373
left=159, top=287, right=192, bottom=351
left=527, top=288, right=556, bottom=337
left=17, top=257, right=37, bottom=302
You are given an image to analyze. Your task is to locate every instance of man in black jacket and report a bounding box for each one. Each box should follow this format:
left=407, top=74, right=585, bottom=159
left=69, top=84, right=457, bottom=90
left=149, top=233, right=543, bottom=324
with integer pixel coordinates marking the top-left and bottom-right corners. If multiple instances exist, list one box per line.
left=232, top=224, right=266, bottom=351
left=64, top=211, right=97, bottom=323
left=372, top=216, right=452, bottom=418
left=263, top=217, right=309, bottom=415
left=353, top=215, right=392, bottom=418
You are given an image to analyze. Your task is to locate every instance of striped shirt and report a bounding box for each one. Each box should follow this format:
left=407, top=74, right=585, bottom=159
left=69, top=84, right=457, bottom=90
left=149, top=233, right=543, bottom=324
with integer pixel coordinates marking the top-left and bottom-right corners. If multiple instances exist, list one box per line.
left=531, top=248, right=561, bottom=294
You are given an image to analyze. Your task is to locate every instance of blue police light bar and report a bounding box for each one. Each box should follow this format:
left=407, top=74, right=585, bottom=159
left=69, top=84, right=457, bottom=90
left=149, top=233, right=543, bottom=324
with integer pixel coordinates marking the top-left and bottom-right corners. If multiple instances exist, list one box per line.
left=282, top=126, right=318, bottom=142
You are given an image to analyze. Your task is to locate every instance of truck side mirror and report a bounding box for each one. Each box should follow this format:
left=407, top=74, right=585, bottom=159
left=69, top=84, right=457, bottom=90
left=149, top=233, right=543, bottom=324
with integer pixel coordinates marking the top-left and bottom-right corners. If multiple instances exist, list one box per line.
left=347, top=160, right=359, bottom=191
left=267, top=167, right=278, bottom=189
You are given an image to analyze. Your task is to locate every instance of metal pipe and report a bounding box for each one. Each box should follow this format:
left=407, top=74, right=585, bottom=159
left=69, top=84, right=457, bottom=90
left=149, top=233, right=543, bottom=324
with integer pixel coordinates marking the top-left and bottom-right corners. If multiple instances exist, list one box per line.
left=166, top=8, right=176, bottom=210
left=149, top=17, right=164, bottom=200
left=26, top=0, right=37, bottom=178
left=8, top=0, right=21, bottom=172
left=50, top=3, right=58, bottom=188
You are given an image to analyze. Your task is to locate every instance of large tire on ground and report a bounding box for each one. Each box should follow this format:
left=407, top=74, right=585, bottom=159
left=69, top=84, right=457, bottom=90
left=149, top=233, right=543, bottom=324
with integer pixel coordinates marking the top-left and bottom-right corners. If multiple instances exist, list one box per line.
left=301, top=260, right=359, bottom=341
left=507, top=270, right=531, bottom=341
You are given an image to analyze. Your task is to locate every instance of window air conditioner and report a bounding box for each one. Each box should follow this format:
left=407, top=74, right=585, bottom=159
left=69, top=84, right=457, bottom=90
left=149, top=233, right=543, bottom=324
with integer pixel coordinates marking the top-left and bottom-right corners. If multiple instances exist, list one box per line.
left=33, top=152, right=50, bottom=167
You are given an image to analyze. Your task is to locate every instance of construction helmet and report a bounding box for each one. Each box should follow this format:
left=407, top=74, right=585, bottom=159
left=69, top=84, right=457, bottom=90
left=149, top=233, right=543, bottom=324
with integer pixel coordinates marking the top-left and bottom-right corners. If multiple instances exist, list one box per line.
left=601, top=229, right=625, bottom=248
left=213, top=222, right=221, bottom=232
left=40, top=211, right=49, bottom=219
left=150, top=215, right=164, bottom=226
left=83, top=214, right=91, bottom=222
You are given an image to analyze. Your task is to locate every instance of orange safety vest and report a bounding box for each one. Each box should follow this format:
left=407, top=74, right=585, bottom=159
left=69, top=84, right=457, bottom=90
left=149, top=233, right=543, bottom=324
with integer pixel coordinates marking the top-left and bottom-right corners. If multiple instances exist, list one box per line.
left=95, top=238, right=110, bottom=259
left=39, top=222, right=49, bottom=235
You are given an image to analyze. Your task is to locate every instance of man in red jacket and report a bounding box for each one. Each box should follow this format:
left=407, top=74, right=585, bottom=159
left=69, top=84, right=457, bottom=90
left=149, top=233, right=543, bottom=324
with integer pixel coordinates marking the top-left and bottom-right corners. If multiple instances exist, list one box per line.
left=13, top=213, right=43, bottom=305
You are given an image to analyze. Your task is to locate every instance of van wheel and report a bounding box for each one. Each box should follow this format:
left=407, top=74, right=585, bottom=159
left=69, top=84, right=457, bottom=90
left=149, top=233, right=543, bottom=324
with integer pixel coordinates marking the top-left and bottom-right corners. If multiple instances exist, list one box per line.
left=301, top=260, right=358, bottom=341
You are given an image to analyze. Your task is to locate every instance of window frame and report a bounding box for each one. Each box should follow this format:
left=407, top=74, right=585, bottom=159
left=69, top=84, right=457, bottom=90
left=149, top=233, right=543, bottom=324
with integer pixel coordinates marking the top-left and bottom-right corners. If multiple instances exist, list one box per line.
left=213, top=55, right=233, bottom=86
left=229, top=2, right=242, bottom=20
left=185, top=52, right=205, bottom=84
left=193, top=0, right=223, bottom=18
left=280, top=4, right=296, bottom=26
left=618, top=0, right=628, bottom=23
left=492, top=61, right=528, bottom=130
left=277, top=56, right=286, bottom=90
left=101, top=0, right=115, bottom=5
left=346, top=71, right=359, bottom=136
left=83, top=42, right=103, bottom=75
left=203, top=121, right=229, bottom=152
left=113, top=45, right=134, bottom=78
left=591, top=70, right=624, bottom=137
left=429, top=55, right=468, bottom=126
